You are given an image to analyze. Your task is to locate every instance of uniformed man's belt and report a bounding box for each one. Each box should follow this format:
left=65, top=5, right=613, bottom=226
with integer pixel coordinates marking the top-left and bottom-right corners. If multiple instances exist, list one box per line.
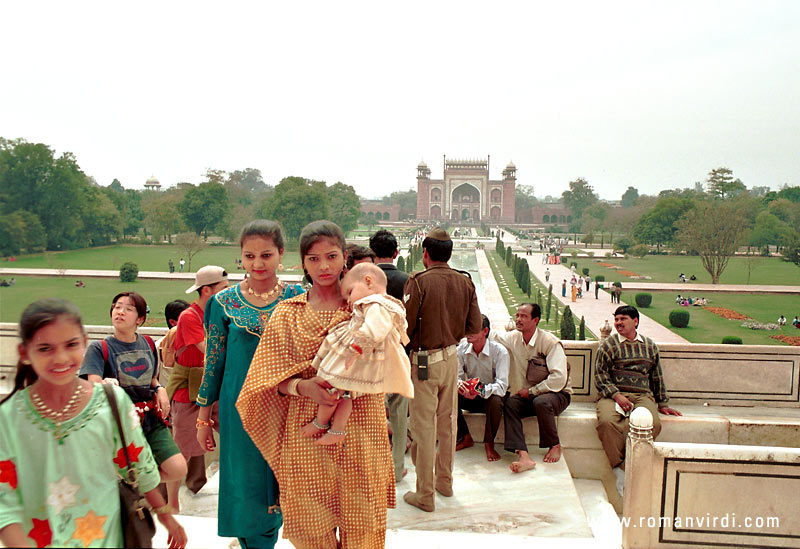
left=410, top=345, right=457, bottom=365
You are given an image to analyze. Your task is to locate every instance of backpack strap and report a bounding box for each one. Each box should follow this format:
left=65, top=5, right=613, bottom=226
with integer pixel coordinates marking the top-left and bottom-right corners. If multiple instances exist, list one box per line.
left=142, top=334, right=158, bottom=377
left=101, top=339, right=110, bottom=378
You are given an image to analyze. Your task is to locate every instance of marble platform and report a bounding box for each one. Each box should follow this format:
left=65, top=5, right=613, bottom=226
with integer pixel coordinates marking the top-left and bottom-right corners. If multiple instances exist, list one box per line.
left=172, top=445, right=607, bottom=547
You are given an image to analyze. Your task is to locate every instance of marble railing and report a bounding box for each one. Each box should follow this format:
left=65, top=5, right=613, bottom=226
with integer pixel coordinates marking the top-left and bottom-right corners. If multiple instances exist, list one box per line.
left=6, top=327, right=796, bottom=405
left=622, top=408, right=800, bottom=548
left=563, top=341, right=800, bottom=407
left=0, top=324, right=167, bottom=395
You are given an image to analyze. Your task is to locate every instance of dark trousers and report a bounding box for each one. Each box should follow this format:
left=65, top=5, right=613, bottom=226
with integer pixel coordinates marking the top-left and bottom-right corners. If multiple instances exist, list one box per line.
left=456, top=393, right=505, bottom=443
left=503, top=391, right=570, bottom=452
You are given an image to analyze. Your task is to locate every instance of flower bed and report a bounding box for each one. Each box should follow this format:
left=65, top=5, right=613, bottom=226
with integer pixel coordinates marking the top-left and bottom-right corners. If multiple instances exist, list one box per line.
left=597, top=262, right=618, bottom=268
left=741, top=321, right=780, bottom=330
left=616, top=270, right=643, bottom=278
left=770, top=335, right=800, bottom=346
left=704, top=307, right=751, bottom=321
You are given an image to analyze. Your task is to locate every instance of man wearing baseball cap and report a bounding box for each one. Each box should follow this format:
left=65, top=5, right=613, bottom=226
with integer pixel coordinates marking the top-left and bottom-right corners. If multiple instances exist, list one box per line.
left=403, top=228, right=482, bottom=512
left=164, top=265, right=228, bottom=507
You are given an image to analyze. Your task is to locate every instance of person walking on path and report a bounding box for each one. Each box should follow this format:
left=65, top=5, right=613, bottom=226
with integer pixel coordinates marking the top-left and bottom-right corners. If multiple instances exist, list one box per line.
left=196, top=221, right=304, bottom=548
left=179, top=258, right=185, bottom=272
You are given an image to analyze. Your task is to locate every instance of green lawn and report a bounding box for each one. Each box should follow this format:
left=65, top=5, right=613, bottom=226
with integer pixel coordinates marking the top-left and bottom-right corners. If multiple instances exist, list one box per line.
left=0, top=276, right=195, bottom=326
left=3, top=245, right=303, bottom=274
left=567, top=255, right=799, bottom=286
left=635, top=292, right=800, bottom=346
left=487, top=251, right=594, bottom=339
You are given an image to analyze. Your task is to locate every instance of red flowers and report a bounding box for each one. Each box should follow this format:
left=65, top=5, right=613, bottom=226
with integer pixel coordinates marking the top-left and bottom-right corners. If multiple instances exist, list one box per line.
left=112, top=443, right=143, bottom=468
left=0, top=460, right=17, bottom=490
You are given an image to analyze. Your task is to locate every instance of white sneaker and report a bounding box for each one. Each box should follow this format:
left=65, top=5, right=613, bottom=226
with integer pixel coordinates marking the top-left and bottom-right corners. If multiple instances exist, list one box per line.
left=613, top=466, right=625, bottom=496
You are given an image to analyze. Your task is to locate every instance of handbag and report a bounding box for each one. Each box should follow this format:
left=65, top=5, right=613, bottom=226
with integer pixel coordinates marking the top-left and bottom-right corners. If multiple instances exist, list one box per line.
left=103, top=384, right=156, bottom=548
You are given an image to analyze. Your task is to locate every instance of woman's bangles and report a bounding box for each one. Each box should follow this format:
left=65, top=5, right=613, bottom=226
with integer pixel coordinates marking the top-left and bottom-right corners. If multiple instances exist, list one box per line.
left=196, top=417, right=215, bottom=429
left=286, top=378, right=302, bottom=397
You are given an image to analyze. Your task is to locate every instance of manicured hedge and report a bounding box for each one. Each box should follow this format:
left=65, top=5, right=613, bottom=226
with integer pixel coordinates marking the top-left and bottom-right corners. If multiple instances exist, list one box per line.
left=635, top=293, right=653, bottom=308
left=119, top=262, right=139, bottom=282
left=721, top=336, right=743, bottom=344
left=669, top=309, right=690, bottom=328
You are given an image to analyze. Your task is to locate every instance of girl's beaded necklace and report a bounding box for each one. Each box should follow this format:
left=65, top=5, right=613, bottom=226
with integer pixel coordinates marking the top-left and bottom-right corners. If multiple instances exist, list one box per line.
left=246, top=279, right=285, bottom=303
left=30, top=381, right=84, bottom=438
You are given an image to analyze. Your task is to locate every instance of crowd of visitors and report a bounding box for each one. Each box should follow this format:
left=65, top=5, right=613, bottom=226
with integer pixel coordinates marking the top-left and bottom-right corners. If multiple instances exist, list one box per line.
left=1, top=221, right=695, bottom=548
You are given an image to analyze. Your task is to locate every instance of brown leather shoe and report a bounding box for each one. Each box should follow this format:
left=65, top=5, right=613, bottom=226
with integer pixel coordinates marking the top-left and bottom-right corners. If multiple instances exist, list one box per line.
left=403, top=491, right=434, bottom=512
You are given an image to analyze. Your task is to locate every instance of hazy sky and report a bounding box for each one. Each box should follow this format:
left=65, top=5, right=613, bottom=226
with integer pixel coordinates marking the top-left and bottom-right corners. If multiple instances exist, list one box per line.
left=2, top=1, right=799, bottom=200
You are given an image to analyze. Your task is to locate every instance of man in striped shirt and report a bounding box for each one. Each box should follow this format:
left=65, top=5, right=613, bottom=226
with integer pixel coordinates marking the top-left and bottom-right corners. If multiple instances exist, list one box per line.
left=594, top=305, right=682, bottom=494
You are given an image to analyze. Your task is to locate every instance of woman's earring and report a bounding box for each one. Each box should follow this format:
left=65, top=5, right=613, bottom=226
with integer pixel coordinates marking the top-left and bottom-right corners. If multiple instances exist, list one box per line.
left=278, top=263, right=284, bottom=271
left=21, top=359, right=31, bottom=365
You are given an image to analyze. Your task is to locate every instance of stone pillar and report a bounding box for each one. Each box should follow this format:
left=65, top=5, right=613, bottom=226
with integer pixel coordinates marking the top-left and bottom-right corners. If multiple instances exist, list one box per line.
left=622, top=407, right=656, bottom=549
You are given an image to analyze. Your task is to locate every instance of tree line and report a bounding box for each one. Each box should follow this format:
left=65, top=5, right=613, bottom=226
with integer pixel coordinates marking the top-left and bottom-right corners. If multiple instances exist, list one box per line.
left=0, top=138, right=363, bottom=255
left=553, top=168, right=800, bottom=282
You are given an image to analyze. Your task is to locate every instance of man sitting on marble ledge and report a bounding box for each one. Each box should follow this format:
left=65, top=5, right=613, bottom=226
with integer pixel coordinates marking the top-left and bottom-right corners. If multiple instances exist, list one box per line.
left=594, top=305, right=682, bottom=495
left=492, top=303, right=573, bottom=473
left=455, top=314, right=510, bottom=462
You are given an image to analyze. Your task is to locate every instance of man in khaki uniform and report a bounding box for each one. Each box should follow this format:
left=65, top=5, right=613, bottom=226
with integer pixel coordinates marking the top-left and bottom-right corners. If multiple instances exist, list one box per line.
left=403, top=228, right=482, bottom=512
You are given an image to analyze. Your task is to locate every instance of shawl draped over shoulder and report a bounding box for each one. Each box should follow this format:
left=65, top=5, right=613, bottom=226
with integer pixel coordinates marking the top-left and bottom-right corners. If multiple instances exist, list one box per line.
left=236, top=293, right=395, bottom=540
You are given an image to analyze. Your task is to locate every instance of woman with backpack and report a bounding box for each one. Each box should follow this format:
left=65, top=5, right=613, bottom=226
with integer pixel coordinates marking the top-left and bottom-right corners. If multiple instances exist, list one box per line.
left=80, top=292, right=187, bottom=512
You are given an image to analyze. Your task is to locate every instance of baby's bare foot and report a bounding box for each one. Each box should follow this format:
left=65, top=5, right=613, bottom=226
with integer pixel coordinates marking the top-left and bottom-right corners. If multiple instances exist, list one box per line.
left=300, top=422, right=324, bottom=438
left=315, top=431, right=346, bottom=445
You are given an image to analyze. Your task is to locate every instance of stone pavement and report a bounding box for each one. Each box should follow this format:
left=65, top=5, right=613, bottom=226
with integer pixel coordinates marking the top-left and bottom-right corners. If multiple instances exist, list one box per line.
left=523, top=254, right=690, bottom=344
left=0, top=267, right=304, bottom=283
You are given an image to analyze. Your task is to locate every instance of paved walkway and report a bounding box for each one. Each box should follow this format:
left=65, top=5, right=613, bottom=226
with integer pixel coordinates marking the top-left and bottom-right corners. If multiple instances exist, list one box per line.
left=0, top=267, right=304, bottom=283
left=523, top=254, right=690, bottom=344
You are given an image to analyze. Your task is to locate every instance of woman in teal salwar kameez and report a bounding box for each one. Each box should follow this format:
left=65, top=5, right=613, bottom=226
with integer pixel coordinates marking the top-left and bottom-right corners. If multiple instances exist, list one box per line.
left=196, top=221, right=303, bottom=549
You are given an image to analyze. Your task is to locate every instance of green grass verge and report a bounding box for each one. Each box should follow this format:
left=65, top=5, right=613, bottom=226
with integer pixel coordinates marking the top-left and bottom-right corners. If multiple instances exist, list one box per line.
left=569, top=255, right=798, bottom=286
left=486, top=251, right=594, bottom=340
left=0, top=276, right=194, bottom=326
left=3, top=245, right=303, bottom=274
left=634, top=292, right=800, bottom=346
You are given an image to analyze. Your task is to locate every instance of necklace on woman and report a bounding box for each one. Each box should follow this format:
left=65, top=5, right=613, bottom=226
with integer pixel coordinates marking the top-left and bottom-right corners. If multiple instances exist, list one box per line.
left=30, top=381, right=84, bottom=425
left=246, top=279, right=285, bottom=303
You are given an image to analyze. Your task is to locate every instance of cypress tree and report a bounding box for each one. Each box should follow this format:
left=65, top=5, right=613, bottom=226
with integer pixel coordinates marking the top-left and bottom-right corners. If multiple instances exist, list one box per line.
left=546, top=284, right=553, bottom=322
left=397, top=255, right=406, bottom=273
left=579, top=316, right=586, bottom=340
left=561, top=306, right=576, bottom=340
left=525, top=268, right=532, bottom=297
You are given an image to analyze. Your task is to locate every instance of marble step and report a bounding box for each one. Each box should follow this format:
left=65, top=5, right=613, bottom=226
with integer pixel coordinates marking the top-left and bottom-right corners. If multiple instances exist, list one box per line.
left=462, top=401, right=800, bottom=451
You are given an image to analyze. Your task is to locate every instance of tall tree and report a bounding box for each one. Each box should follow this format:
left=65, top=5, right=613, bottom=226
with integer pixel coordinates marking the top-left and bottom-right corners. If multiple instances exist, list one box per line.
left=749, top=211, right=794, bottom=250
left=706, top=167, right=746, bottom=199
left=620, top=186, right=639, bottom=208
left=675, top=199, right=750, bottom=283
left=633, top=196, right=694, bottom=250
left=259, top=176, right=330, bottom=240
left=561, top=178, right=597, bottom=223
left=180, top=182, right=230, bottom=240
left=142, top=188, right=186, bottom=243
left=328, top=182, right=361, bottom=235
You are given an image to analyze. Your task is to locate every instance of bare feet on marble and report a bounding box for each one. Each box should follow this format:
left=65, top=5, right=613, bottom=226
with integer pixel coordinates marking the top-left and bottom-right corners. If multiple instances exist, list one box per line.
left=509, top=450, right=536, bottom=473
left=455, top=433, right=474, bottom=451
left=543, top=444, right=562, bottom=463
left=485, top=442, right=501, bottom=462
